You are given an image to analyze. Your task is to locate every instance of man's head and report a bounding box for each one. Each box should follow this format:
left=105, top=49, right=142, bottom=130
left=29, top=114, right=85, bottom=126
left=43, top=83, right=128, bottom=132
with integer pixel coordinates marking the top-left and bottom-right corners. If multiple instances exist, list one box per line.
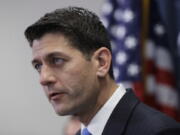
left=25, top=7, right=114, bottom=79
left=24, top=7, right=116, bottom=122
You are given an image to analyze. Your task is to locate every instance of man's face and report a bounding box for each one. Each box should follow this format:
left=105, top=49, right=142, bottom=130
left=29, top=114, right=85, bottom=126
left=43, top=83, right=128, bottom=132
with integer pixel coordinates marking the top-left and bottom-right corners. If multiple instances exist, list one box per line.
left=31, top=33, right=100, bottom=116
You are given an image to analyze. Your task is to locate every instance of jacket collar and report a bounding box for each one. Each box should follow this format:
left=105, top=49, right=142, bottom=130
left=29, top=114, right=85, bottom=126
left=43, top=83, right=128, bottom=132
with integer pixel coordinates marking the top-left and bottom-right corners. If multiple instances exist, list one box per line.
left=76, top=90, right=139, bottom=135
left=102, top=90, right=140, bottom=135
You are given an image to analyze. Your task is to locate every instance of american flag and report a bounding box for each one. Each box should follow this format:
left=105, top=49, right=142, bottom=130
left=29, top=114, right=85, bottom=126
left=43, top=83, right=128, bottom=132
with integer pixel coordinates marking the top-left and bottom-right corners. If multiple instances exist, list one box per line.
left=101, top=0, right=144, bottom=99
left=101, top=0, right=180, bottom=120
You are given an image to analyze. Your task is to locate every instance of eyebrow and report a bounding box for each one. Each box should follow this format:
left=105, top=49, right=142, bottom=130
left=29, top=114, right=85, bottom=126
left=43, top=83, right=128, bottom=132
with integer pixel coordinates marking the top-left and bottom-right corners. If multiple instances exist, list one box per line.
left=31, top=51, right=70, bottom=65
left=31, top=59, right=40, bottom=66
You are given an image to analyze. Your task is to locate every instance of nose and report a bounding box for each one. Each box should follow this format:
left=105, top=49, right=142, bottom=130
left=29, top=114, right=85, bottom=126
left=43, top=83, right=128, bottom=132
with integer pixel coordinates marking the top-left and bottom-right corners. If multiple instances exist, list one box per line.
left=39, top=65, right=56, bottom=86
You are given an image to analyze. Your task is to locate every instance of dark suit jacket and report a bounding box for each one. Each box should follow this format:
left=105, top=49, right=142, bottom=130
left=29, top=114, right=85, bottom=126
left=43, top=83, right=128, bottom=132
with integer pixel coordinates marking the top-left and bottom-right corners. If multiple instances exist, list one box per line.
left=76, top=90, right=180, bottom=135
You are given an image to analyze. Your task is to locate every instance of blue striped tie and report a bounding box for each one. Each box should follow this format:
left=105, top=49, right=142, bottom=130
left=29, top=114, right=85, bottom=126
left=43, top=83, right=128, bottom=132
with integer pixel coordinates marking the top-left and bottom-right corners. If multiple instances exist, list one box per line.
left=82, top=128, right=92, bottom=135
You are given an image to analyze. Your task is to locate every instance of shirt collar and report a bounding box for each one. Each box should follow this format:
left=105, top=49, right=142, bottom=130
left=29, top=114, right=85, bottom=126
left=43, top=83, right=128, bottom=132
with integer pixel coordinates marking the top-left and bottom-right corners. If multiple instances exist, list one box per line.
left=81, top=84, right=126, bottom=135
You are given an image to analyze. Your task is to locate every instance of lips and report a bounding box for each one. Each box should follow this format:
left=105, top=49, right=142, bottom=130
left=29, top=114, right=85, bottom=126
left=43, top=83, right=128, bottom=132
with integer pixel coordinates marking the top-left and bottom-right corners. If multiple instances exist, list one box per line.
left=48, top=91, right=65, bottom=100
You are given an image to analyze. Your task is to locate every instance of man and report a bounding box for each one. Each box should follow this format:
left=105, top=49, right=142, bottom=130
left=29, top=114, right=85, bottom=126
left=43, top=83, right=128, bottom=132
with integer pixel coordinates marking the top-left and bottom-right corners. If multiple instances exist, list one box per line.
left=24, top=7, right=180, bottom=135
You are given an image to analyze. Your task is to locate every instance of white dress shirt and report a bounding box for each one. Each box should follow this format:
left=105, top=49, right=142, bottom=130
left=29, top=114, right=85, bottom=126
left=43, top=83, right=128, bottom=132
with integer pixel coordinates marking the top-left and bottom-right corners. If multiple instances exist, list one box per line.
left=81, top=84, right=126, bottom=135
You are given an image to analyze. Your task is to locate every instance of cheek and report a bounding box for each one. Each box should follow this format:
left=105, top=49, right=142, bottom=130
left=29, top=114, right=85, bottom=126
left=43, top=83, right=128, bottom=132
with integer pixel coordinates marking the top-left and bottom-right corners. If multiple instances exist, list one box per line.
left=59, top=72, right=90, bottom=101
left=66, top=72, right=98, bottom=103
left=52, top=69, right=99, bottom=115
left=55, top=62, right=98, bottom=99
left=59, top=66, right=89, bottom=88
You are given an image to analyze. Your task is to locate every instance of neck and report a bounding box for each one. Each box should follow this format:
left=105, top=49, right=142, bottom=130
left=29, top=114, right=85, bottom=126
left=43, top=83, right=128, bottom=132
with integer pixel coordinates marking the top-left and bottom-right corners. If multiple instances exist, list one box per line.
left=76, top=77, right=118, bottom=126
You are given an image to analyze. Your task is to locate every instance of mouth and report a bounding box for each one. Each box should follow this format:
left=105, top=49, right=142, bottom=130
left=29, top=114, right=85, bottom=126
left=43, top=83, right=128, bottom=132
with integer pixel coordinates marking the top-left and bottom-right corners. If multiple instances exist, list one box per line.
left=49, top=92, right=66, bottom=101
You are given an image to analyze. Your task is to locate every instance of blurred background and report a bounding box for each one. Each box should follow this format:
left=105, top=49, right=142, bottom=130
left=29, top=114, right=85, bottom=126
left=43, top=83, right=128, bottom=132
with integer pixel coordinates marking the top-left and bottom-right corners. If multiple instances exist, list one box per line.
left=0, top=0, right=180, bottom=135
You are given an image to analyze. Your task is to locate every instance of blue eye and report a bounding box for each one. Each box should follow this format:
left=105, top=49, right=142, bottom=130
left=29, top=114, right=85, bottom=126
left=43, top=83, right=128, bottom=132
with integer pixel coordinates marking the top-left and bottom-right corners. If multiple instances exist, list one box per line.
left=53, top=57, right=64, bottom=64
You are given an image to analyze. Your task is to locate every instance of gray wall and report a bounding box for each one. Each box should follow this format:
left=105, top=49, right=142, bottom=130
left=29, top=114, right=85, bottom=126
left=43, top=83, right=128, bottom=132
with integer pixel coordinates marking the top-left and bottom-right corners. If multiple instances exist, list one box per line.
left=0, top=0, right=104, bottom=134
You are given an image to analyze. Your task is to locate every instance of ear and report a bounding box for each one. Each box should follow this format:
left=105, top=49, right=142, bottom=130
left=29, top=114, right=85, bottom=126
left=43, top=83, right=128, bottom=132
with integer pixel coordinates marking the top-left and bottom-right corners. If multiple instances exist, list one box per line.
left=93, top=47, right=112, bottom=78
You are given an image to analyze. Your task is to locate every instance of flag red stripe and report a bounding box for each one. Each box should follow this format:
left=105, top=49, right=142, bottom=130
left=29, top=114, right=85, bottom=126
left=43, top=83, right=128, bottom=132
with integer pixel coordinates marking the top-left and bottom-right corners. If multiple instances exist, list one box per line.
left=156, top=68, right=176, bottom=87
left=145, top=59, right=176, bottom=87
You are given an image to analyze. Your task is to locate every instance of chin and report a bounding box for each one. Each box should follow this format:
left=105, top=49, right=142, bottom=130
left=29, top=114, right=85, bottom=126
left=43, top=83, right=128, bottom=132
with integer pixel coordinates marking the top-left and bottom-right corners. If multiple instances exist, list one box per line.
left=54, top=107, right=73, bottom=116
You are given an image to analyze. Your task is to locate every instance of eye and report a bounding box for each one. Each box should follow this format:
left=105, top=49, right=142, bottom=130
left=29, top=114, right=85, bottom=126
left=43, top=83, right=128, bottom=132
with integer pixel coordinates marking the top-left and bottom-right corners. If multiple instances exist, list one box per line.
left=33, top=63, right=42, bottom=72
left=52, top=57, right=64, bottom=65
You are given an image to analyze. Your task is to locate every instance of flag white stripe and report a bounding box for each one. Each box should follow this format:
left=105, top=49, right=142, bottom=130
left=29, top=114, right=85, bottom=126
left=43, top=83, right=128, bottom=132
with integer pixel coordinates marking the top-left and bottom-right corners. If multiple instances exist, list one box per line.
left=156, top=84, right=178, bottom=108
left=155, top=46, right=173, bottom=71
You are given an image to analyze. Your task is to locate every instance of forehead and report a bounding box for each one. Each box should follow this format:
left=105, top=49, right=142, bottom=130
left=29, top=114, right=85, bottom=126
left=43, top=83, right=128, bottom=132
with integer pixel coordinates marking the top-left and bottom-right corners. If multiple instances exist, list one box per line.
left=32, top=33, right=72, bottom=50
left=31, top=33, right=78, bottom=57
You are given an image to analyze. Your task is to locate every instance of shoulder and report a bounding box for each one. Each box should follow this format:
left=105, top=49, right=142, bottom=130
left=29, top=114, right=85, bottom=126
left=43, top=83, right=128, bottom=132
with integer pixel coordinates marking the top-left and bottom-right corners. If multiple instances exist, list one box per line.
left=103, top=90, right=180, bottom=135
left=126, top=101, right=180, bottom=135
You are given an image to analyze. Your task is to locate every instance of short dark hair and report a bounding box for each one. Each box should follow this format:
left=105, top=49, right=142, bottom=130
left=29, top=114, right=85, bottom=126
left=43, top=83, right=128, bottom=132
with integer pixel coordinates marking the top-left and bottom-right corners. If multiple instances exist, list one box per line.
left=24, top=7, right=114, bottom=79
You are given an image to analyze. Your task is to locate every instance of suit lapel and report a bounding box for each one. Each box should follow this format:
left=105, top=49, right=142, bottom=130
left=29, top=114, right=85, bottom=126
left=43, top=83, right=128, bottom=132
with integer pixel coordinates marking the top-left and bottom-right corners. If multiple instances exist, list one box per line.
left=102, top=90, right=140, bottom=135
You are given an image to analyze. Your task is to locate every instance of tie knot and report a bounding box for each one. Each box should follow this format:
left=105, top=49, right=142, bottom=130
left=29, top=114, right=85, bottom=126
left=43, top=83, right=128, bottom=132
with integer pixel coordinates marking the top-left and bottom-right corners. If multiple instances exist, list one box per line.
left=82, top=128, right=92, bottom=135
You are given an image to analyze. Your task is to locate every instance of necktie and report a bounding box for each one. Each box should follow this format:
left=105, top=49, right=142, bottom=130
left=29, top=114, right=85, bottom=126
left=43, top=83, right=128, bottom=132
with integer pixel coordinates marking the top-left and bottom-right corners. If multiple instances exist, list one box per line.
left=82, top=128, right=92, bottom=135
